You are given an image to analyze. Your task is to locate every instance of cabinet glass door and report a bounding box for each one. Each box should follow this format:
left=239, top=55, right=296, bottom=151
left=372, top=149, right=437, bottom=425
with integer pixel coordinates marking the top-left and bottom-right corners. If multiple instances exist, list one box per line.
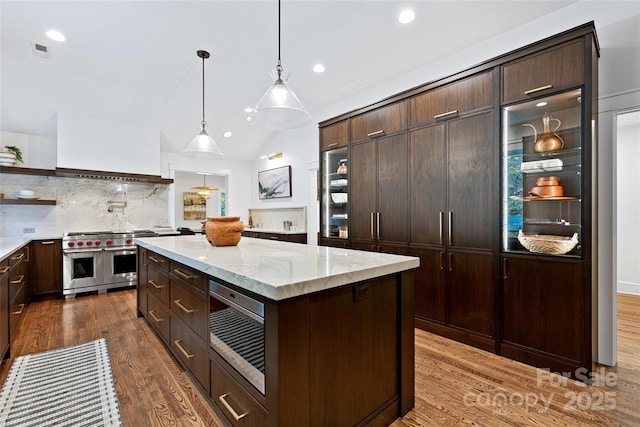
left=321, top=147, right=349, bottom=239
left=501, top=88, right=583, bottom=257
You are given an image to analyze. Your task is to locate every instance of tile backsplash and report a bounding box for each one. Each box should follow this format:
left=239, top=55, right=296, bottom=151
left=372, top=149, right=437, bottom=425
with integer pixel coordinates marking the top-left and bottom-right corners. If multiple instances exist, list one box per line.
left=0, top=174, right=169, bottom=237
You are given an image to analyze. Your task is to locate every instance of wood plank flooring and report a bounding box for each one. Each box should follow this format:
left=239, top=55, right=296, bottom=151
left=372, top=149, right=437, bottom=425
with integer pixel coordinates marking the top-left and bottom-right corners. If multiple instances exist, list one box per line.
left=1, top=290, right=639, bottom=426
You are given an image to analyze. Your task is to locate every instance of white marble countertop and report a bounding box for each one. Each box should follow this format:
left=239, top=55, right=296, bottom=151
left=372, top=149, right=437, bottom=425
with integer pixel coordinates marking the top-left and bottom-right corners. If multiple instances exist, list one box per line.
left=136, top=235, right=419, bottom=301
left=0, top=238, right=32, bottom=261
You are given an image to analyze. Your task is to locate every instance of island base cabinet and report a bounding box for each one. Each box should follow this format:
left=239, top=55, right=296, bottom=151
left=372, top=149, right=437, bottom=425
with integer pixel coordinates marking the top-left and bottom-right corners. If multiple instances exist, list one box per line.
left=170, top=316, right=209, bottom=391
left=210, top=357, right=267, bottom=427
left=147, top=293, right=170, bottom=345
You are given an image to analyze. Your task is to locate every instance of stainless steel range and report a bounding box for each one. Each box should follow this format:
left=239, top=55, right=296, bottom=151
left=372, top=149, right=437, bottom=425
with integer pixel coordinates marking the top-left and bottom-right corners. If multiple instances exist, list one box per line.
left=62, top=230, right=157, bottom=298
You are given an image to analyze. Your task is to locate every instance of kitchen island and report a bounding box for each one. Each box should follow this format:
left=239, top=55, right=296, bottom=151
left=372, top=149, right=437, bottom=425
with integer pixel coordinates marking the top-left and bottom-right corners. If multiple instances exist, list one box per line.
left=136, top=235, right=418, bottom=427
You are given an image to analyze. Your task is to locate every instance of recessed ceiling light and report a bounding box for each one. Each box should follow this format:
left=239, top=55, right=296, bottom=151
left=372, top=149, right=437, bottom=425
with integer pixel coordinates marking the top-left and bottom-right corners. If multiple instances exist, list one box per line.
left=536, top=102, right=548, bottom=107
left=46, top=30, right=66, bottom=42
left=313, top=64, right=325, bottom=73
left=398, top=10, right=415, bottom=24
left=244, top=107, right=254, bottom=113
left=223, top=131, right=232, bottom=138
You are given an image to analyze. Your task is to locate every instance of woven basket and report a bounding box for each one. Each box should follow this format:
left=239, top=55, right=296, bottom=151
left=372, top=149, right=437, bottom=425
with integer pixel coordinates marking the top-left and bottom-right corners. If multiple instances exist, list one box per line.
left=517, top=230, right=579, bottom=255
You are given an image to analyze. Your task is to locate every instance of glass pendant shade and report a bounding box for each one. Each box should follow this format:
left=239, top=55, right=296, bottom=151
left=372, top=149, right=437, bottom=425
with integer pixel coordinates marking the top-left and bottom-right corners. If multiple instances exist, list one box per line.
left=183, top=126, right=223, bottom=157
left=255, top=77, right=311, bottom=130
left=192, top=174, right=218, bottom=196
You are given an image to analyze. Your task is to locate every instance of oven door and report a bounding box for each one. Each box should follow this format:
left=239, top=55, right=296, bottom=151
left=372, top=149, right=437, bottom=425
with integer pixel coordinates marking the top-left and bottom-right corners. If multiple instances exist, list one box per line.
left=209, top=280, right=265, bottom=394
left=62, top=249, right=104, bottom=294
left=103, top=247, right=137, bottom=287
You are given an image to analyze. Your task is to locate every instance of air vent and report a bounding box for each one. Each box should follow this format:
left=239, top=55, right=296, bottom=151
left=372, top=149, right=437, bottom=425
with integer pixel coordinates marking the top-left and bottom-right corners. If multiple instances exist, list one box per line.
left=31, top=42, right=51, bottom=59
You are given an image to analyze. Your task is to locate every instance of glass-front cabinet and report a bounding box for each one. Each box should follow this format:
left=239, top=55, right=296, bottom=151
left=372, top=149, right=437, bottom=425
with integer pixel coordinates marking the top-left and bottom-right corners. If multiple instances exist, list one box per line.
left=501, top=88, right=583, bottom=258
left=321, top=147, right=349, bottom=240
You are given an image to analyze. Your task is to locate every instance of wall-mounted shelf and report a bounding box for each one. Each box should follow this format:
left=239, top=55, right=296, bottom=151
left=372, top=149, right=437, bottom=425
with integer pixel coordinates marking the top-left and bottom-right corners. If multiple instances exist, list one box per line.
left=0, top=199, right=57, bottom=206
left=0, top=165, right=173, bottom=184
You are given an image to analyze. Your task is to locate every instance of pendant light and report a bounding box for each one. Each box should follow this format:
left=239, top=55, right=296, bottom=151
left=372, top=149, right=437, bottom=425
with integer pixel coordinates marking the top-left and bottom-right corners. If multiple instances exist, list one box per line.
left=254, top=0, right=311, bottom=130
left=183, top=50, right=224, bottom=157
left=192, top=174, right=218, bottom=196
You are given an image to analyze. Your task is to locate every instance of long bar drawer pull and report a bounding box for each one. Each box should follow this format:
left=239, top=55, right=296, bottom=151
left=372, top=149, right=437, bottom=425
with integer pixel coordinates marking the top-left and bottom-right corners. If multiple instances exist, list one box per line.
left=503, top=258, right=508, bottom=280
left=448, top=253, right=453, bottom=272
left=149, top=310, right=164, bottom=322
left=148, top=256, right=164, bottom=263
left=434, top=110, right=458, bottom=119
left=367, top=129, right=385, bottom=138
left=439, top=252, right=445, bottom=271
left=173, top=269, right=193, bottom=280
left=524, top=84, right=553, bottom=95
left=448, top=211, right=453, bottom=246
left=10, top=253, right=25, bottom=261
left=174, top=299, right=194, bottom=314
left=218, top=394, right=248, bottom=421
left=0, top=266, right=10, bottom=274
left=327, top=142, right=338, bottom=147
left=12, top=304, right=25, bottom=315
left=11, top=275, right=24, bottom=285
left=148, top=280, right=164, bottom=289
left=40, top=241, right=55, bottom=245
left=174, top=340, right=194, bottom=359
left=439, top=211, right=444, bottom=245
left=370, top=212, right=375, bottom=239
left=270, top=236, right=279, bottom=240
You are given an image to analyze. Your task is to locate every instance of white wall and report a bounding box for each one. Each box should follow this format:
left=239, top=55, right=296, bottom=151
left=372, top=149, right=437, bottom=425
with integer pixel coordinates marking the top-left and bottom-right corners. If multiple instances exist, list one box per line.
left=174, top=171, right=225, bottom=231
left=616, top=118, right=640, bottom=295
left=0, top=130, right=57, bottom=169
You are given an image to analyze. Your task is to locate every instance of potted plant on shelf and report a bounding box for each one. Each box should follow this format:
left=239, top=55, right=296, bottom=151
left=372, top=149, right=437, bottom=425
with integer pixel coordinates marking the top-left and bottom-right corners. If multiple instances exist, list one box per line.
left=0, top=145, right=23, bottom=166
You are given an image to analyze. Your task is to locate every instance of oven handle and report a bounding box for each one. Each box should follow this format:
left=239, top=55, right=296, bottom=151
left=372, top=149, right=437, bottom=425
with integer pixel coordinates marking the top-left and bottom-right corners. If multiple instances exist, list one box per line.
left=63, top=249, right=103, bottom=255
left=103, top=246, right=137, bottom=252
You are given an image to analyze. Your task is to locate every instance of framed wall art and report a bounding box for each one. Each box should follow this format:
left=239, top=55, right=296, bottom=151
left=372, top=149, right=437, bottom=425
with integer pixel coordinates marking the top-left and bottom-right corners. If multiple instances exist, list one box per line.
left=258, top=165, right=292, bottom=199
left=183, top=192, right=206, bottom=220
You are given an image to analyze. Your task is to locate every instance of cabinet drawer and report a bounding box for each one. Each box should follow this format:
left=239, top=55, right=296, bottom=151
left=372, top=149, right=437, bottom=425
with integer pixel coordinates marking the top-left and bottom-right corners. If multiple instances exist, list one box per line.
left=9, top=247, right=26, bottom=268
left=409, top=71, right=493, bottom=126
left=148, top=266, right=170, bottom=305
left=210, top=357, right=267, bottom=427
left=9, top=283, right=27, bottom=338
left=350, top=100, right=407, bottom=142
left=147, top=251, right=169, bottom=272
left=147, top=293, right=170, bottom=345
left=502, top=38, right=584, bottom=105
left=320, top=119, right=349, bottom=150
left=170, top=318, right=208, bottom=390
left=170, top=262, right=207, bottom=294
left=170, top=280, right=208, bottom=340
left=9, top=271, right=25, bottom=303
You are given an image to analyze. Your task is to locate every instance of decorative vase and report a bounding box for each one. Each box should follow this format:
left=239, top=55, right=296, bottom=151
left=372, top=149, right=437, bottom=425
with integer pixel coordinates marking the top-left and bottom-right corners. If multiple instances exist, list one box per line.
left=523, top=113, right=564, bottom=153
left=204, top=216, right=244, bottom=246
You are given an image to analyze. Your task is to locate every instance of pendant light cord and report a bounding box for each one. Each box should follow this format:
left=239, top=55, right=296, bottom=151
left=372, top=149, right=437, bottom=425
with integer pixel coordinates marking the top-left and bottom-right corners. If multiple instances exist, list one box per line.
left=201, top=54, right=206, bottom=127
left=276, top=0, right=283, bottom=79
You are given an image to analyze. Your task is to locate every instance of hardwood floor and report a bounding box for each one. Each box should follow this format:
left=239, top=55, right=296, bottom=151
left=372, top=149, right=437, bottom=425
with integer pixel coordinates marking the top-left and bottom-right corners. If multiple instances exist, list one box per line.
left=1, top=290, right=639, bottom=426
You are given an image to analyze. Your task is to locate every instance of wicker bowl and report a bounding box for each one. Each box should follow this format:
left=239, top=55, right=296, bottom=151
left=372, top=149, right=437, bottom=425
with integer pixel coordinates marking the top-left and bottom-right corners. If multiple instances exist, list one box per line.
left=517, top=230, right=579, bottom=255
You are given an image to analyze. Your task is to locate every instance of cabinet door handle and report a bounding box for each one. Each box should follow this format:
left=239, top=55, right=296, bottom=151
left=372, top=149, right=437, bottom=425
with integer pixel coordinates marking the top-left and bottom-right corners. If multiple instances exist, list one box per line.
left=439, top=211, right=444, bottom=245
left=173, top=340, right=194, bottom=359
left=12, top=303, right=25, bottom=315
left=439, top=252, right=445, bottom=271
left=219, top=393, right=248, bottom=421
left=148, top=256, right=164, bottom=264
left=10, top=275, right=24, bottom=285
left=370, top=212, right=375, bottom=239
left=503, top=258, right=508, bottom=280
left=0, top=266, right=10, bottom=274
left=10, top=253, right=24, bottom=261
left=149, top=310, right=164, bottom=322
left=327, top=142, right=338, bottom=147
left=524, top=84, right=553, bottom=95
left=448, top=211, right=453, bottom=246
left=270, top=236, right=279, bottom=240
left=40, top=241, right=55, bottom=245
left=448, top=253, right=453, bottom=272
left=367, top=130, right=385, bottom=138
left=173, top=269, right=193, bottom=280
left=148, top=280, right=164, bottom=289
left=376, top=212, right=380, bottom=239
left=173, top=299, right=194, bottom=314
left=434, top=110, right=459, bottom=119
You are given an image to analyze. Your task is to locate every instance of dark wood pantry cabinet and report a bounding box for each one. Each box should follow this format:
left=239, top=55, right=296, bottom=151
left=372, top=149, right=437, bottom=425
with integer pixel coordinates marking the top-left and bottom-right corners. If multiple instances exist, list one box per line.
left=318, top=22, right=599, bottom=381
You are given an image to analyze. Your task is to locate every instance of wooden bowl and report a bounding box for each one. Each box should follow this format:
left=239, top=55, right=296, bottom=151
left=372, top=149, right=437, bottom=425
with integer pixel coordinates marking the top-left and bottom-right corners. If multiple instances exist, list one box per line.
left=529, top=185, right=564, bottom=197
left=535, top=176, right=560, bottom=186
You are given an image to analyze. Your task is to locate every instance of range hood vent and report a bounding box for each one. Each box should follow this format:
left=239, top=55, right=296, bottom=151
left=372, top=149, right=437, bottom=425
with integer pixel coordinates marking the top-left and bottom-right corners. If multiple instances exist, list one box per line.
left=55, top=167, right=173, bottom=184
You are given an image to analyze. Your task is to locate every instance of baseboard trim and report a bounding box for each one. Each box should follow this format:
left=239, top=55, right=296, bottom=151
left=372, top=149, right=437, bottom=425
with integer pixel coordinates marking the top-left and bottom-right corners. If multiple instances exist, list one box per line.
left=617, top=281, right=640, bottom=296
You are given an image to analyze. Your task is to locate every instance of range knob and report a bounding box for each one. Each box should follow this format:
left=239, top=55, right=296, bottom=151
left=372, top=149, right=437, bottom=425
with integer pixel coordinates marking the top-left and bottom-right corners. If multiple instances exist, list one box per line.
left=126, top=239, right=132, bottom=244
left=95, top=240, right=101, bottom=246
left=86, top=241, right=93, bottom=246
left=68, top=242, right=75, bottom=247
left=106, top=240, right=113, bottom=245
left=77, top=241, right=84, bottom=246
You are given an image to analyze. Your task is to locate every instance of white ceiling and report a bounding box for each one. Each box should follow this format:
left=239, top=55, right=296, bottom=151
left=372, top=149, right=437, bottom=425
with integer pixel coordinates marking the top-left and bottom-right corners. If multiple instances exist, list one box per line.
left=0, top=0, right=578, bottom=161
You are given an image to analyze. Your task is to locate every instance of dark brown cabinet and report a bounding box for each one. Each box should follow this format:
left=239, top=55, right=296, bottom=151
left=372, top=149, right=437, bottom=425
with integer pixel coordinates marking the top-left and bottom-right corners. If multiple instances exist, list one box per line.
left=1, top=258, right=9, bottom=360
left=350, top=132, right=408, bottom=250
left=8, top=246, right=28, bottom=339
left=501, top=38, right=584, bottom=105
left=350, top=100, right=407, bottom=143
left=31, top=239, right=62, bottom=297
left=501, top=255, right=586, bottom=374
left=319, top=119, right=348, bottom=151
left=137, top=247, right=148, bottom=316
left=242, top=230, right=307, bottom=244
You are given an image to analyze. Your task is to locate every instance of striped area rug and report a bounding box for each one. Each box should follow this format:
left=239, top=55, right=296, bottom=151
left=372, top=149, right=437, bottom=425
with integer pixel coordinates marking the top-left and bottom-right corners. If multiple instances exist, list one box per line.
left=0, top=338, right=123, bottom=427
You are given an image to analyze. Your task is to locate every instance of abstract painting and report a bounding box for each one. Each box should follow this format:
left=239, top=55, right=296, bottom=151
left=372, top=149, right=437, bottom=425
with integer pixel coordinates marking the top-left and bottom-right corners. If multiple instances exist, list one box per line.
left=258, top=165, right=292, bottom=199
